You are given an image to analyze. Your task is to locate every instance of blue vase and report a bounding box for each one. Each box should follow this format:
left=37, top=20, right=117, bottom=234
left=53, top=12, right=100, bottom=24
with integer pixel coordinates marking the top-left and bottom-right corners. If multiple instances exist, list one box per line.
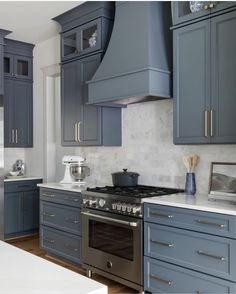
left=185, top=172, right=196, bottom=195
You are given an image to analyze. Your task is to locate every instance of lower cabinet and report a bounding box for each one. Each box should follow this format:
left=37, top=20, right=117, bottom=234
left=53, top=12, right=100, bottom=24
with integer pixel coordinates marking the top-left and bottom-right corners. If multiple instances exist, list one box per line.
left=144, top=203, right=236, bottom=293
left=39, top=188, right=82, bottom=265
left=4, top=179, right=42, bottom=239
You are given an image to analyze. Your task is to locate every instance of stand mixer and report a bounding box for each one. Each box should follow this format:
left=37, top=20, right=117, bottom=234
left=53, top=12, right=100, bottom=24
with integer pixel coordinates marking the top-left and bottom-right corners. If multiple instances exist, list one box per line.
left=60, top=155, right=90, bottom=184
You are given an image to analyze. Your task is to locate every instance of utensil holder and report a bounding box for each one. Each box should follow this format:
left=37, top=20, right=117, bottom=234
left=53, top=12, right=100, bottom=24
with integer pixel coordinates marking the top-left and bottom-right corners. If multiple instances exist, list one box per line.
left=185, top=172, right=196, bottom=195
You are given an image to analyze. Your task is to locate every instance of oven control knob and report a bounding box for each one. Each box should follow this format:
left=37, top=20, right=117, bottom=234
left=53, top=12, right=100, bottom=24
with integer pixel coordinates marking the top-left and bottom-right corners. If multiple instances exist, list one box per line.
left=98, top=198, right=106, bottom=207
left=132, top=205, right=141, bottom=214
left=116, top=203, right=122, bottom=211
left=127, top=205, right=133, bottom=213
left=121, top=204, right=127, bottom=212
left=89, top=199, right=97, bottom=206
left=82, top=199, right=89, bottom=205
left=112, top=203, right=117, bottom=210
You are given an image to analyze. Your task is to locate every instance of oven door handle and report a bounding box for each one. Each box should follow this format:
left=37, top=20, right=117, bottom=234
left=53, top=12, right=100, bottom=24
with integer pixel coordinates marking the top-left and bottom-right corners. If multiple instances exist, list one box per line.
left=81, top=211, right=139, bottom=227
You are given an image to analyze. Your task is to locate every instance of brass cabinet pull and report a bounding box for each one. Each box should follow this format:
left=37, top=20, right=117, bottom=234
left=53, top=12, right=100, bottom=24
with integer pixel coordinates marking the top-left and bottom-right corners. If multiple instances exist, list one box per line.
left=150, top=211, right=173, bottom=219
left=43, top=212, right=55, bottom=217
left=204, top=4, right=209, bottom=10
left=197, top=250, right=225, bottom=261
left=196, top=219, right=225, bottom=228
left=209, top=2, right=214, bottom=8
left=77, top=122, right=81, bottom=142
left=64, top=243, right=78, bottom=252
left=65, top=217, right=79, bottom=224
left=151, top=239, right=174, bottom=247
left=44, top=237, right=55, bottom=244
left=196, top=291, right=203, bottom=294
left=75, top=123, right=78, bottom=142
left=150, top=274, right=172, bottom=285
left=15, top=128, right=18, bottom=143
left=12, top=129, right=15, bottom=143
left=64, top=196, right=79, bottom=202
left=42, top=193, right=55, bottom=198
left=204, top=110, right=208, bottom=137
left=210, top=109, right=214, bottom=137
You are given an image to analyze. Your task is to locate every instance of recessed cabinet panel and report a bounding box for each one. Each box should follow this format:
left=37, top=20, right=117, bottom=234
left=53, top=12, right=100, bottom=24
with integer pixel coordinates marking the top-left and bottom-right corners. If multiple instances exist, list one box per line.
left=211, top=10, right=236, bottom=143
left=173, top=20, right=211, bottom=144
left=4, top=79, right=15, bottom=147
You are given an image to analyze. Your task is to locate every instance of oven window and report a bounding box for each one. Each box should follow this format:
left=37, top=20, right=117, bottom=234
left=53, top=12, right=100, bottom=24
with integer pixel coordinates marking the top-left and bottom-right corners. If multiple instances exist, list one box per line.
left=89, top=220, right=134, bottom=261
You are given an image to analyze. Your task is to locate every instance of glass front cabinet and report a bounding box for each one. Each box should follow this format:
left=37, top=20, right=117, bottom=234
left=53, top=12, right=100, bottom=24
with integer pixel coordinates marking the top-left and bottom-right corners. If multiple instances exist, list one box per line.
left=61, top=19, right=101, bottom=61
left=4, top=54, right=32, bottom=80
left=172, top=1, right=236, bottom=26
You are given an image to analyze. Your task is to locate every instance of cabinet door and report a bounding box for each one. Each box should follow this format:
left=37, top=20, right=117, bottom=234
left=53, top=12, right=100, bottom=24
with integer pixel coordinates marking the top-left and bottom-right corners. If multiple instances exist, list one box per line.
left=23, top=190, right=39, bottom=231
left=173, top=20, right=211, bottom=144
left=4, top=79, right=15, bottom=147
left=13, top=55, right=33, bottom=81
left=79, top=54, right=102, bottom=145
left=4, top=54, right=14, bottom=79
left=61, top=60, right=82, bottom=146
left=13, top=80, right=33, bottom=147
left=211, top=10, right=236, bottom=143
left=4, top=192, right=23, bottom=235
left=79, top=19, right=101, bottom=55
left=61, top=28, right=79, bottom=62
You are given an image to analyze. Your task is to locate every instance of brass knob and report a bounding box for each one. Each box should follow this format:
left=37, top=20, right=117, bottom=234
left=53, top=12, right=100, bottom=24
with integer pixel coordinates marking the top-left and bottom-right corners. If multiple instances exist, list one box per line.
left=209, top=3, right=214, bottom=8
left=204, top=4, right=209, bottom=10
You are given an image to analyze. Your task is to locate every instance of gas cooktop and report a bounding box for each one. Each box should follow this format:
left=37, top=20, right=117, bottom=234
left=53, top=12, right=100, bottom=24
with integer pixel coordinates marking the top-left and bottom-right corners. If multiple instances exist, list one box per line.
left=87, top=185, right=184, bottom=199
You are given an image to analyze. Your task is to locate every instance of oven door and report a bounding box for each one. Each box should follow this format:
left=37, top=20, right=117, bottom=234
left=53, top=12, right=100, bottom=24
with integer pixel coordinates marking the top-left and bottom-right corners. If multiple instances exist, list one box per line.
left=82, top=208, right=142, bottom=285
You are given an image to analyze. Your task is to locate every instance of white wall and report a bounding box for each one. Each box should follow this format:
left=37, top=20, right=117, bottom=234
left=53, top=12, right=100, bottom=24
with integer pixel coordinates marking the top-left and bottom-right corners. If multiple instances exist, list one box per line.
left=25, top=35, right=60, bottom=178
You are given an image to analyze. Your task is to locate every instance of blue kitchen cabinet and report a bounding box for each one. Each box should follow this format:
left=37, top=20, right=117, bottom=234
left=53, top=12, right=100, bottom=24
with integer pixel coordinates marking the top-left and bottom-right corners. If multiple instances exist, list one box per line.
left=0, top=29, right=11, bottom=95
left=4, top=39, right=34, bottom=147
left=173, top=8, right=236, bottom=144
left=40, top=188, right=82, bottom=265
left=144, top=203, right=236, bottom=293
left=4, top=179, right=42, bottom=239
left=54, top=1, right=121, bottom=147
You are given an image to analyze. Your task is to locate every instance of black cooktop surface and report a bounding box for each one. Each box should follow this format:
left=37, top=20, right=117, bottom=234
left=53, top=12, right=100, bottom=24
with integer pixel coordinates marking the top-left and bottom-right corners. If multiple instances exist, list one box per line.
left=86, top=185, right=184, bottom=198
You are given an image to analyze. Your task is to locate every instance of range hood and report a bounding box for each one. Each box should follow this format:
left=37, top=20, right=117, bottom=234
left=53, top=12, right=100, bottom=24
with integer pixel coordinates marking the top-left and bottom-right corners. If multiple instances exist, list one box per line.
left=87, top=1, right=172, bottom=106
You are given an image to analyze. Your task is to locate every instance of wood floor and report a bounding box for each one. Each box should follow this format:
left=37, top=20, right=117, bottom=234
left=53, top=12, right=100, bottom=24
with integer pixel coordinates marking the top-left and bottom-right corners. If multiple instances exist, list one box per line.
left=8, top=236, right=138, bottom=294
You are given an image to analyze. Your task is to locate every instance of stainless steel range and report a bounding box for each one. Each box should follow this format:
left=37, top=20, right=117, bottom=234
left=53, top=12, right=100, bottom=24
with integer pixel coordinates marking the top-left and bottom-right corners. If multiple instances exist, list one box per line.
left=81, top=185, right=183, bottom=293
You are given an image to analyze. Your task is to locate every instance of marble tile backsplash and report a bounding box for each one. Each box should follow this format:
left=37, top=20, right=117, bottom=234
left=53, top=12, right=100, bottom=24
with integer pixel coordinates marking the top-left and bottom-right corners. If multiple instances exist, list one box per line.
left=4, top=148, right=25, bottom=175
left=75, top=100, right=236, bottom=194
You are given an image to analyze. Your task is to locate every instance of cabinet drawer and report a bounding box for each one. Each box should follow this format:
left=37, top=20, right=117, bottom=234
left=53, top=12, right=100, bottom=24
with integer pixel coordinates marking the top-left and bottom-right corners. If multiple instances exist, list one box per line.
left=144, top=222, right=236, bottom=281
left=40, top=226, right=81, bottom=264
left=40, top=202, right=81, bottom=235
left=144, top=203, right=236, bottom=238
left=144, top=256, right=236, bottom=294
left=40, top=188, right=81, bottom=208
left=5, top=180, right=42, bottom=193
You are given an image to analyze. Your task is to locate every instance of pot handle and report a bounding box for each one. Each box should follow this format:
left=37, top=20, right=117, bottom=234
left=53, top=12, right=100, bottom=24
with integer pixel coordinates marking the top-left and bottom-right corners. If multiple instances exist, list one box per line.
left=123, top=169, right=128, bottom=173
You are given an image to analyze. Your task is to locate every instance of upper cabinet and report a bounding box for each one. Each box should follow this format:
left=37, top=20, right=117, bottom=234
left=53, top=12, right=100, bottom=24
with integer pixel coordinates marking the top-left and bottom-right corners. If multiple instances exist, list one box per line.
left=172, top=1, right=236, bottom=26
left=173, top=6, right=236, bottom=144
left=0, top=30, right=11, bottom=95
left=54, top=1, right=122, bottom=146
left=4, top=39, right=34, bottom=148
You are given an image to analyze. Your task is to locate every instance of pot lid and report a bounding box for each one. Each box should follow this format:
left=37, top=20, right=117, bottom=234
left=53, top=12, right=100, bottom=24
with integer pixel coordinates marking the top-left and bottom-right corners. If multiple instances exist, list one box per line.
left=112, top=169, right=140, bottom=176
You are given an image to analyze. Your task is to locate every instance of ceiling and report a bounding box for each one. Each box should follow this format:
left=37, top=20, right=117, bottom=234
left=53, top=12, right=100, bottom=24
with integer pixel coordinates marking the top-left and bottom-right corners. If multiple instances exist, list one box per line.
left=0, top=1, right=83, bottom=44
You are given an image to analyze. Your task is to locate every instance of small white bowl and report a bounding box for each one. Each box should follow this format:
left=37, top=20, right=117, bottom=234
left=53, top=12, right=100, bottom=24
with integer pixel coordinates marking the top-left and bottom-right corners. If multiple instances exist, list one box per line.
left=9, top=171, right=19, bottom=176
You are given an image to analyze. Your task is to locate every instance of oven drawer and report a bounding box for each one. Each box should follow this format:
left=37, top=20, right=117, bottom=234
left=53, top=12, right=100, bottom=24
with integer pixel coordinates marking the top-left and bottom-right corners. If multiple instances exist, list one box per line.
left=144, top=222, right=236, bottom=281
left=144, top=256, right=236, bottom=294
left=40, top=188, right=81, bottom=207
left=40, top=226, right=81, bottom=264
left=40, top=202, right=81, bottom=235
left=144, top=203, right=236, bottom=238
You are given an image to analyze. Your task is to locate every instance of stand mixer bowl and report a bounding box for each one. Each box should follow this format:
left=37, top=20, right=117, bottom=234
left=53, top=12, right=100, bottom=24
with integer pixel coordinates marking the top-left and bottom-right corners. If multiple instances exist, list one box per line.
left=70, top=165, right=90, bottom=182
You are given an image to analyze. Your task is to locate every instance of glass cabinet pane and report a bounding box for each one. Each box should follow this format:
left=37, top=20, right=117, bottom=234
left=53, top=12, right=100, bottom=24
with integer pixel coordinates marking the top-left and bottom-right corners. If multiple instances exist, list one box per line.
left=4, top=57, right=10, bottom=74
left=180, top=1, right=207, bottom=17
left=82, top=25, right=98, bottom=50
left=17, top=59, right=29, bottom=76
left=63, top=32, right=77, bottom=57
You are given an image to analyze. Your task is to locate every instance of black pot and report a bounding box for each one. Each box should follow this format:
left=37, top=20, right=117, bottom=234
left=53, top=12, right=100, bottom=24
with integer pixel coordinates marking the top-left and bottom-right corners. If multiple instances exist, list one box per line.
left=112, top=169, right=139, bottom=187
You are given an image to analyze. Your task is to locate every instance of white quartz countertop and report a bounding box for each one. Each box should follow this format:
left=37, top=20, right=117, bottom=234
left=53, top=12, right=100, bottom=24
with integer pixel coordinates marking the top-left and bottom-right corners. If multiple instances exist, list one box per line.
left=0, top=241, right=107, bottom=294
left=4, top=177, right=43, bottom=182
left=142, top=193, right=236, bottom=216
